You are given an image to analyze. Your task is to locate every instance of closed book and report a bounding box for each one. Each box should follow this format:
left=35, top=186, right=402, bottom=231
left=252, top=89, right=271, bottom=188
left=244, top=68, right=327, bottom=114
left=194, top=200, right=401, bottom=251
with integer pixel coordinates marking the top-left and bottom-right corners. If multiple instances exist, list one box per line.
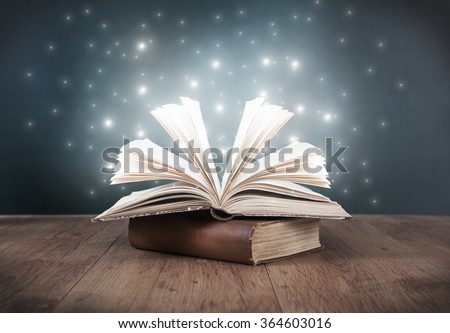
left=128, top=211, right=323, bottom=265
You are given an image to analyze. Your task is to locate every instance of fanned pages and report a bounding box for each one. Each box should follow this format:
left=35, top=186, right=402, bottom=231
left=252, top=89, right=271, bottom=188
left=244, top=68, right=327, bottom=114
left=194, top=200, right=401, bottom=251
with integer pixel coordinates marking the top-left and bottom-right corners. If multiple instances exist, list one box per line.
left=95, top=97, right=351, bottom=221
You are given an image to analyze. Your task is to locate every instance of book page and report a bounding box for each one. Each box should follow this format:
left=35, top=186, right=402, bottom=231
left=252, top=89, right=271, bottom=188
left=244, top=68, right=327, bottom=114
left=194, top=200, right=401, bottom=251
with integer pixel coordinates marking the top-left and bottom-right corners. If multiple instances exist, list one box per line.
left=151, top=97, right=221, bottom=201
left=95, top=181, right=210, bottom=220
left=224, top=194, right=351, bottom=219
left=230, top=141, right=329, bottom=191
left=221, top=98, right=294, bottom=197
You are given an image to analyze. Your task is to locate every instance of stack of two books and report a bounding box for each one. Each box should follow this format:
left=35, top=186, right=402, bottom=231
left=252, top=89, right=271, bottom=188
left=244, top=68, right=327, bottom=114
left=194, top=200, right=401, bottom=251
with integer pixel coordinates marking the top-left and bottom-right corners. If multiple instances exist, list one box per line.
left=95, top=97, right=350, bottom=265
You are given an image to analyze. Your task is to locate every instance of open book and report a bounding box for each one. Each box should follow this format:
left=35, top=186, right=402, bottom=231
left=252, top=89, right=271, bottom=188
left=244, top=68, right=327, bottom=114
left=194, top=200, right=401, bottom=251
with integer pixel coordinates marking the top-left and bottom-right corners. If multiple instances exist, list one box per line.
left=95, top=97, right=350, bottom=221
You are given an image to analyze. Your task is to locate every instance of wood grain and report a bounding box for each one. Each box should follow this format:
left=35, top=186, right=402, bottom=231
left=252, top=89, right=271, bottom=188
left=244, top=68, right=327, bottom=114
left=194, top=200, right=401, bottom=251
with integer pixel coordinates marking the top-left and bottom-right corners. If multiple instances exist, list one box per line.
left=0, top=216, right=125, bottom=312
left=0, top=215, right=449, bottom=312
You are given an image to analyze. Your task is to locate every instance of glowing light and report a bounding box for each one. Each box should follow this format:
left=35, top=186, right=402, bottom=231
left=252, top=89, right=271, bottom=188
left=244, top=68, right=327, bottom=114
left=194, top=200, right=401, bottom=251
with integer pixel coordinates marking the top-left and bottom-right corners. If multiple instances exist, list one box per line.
left=323, top=113, right=332, bottom=122
left=262, top=57, right=271, bottom=66
left=137, top=130, right=145, bottom=138
left=296, top=105, right=304, bottom=113
left=211, top=59, right=221, bottom=69
left=190, top=80, right=198, bottom=88
left=137, top=42, right=147, bottom=51
left=290, top=60, right=300, bottom=70
left=137, top=85, right=147, bottom=95
left=216, top=104, right=224, bottom=113
left=104, top=118, right=113, bottom=128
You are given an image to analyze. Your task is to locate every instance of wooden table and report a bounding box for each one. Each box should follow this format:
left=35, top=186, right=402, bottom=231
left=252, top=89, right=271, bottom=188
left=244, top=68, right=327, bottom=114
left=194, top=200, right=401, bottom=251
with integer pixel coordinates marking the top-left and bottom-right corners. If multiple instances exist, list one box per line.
left=0, top=215, right=448, bottom=312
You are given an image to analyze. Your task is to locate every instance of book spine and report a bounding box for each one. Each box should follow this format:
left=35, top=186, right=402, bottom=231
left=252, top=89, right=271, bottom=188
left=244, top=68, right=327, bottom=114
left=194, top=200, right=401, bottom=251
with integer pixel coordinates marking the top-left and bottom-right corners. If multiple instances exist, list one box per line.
left=128, top=216, right=255, bottom=265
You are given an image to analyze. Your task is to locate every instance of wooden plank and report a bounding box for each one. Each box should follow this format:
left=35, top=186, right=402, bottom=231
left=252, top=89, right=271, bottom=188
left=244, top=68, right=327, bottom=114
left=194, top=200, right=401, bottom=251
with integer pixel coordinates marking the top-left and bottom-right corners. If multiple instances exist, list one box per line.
left=55, top=234, right=281, bottom=312
left=128, top=255, right=281, bottom=312
left=53, top=233, right=167, bottom=312
left=1, top=215, right=449, bottom=312
left=0, top=216, right=125, bottom=312
left=266, top=216, right=450, bottom=312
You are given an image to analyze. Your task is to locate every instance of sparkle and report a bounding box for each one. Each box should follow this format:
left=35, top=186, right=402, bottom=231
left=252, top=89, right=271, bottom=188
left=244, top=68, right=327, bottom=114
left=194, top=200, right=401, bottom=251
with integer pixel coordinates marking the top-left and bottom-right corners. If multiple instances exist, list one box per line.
left=104, top=118, right=113, bottom=128
left=137, top=42, right=147, bottom=51
left=216, top=104, right=224, bottom=113
left=211, top=59, right=221, bottom=69
left=137, top=130, right=145, bottom=138
left=290, top=60, right=300, bottom=71
left=296, top=105, right=305, bottom=113
left=190, top=80, right=198, bottom=88
left=323, top=113, right=332, bottom=122
left=262, top=57, right=271, bottom=66
left=137, top=85, right=147, bottom=95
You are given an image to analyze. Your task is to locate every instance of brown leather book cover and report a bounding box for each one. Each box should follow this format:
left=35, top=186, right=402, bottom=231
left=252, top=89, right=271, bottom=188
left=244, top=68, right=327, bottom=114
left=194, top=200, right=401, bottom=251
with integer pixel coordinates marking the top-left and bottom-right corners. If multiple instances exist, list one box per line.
left=128, top=210, right=322, bottom=265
